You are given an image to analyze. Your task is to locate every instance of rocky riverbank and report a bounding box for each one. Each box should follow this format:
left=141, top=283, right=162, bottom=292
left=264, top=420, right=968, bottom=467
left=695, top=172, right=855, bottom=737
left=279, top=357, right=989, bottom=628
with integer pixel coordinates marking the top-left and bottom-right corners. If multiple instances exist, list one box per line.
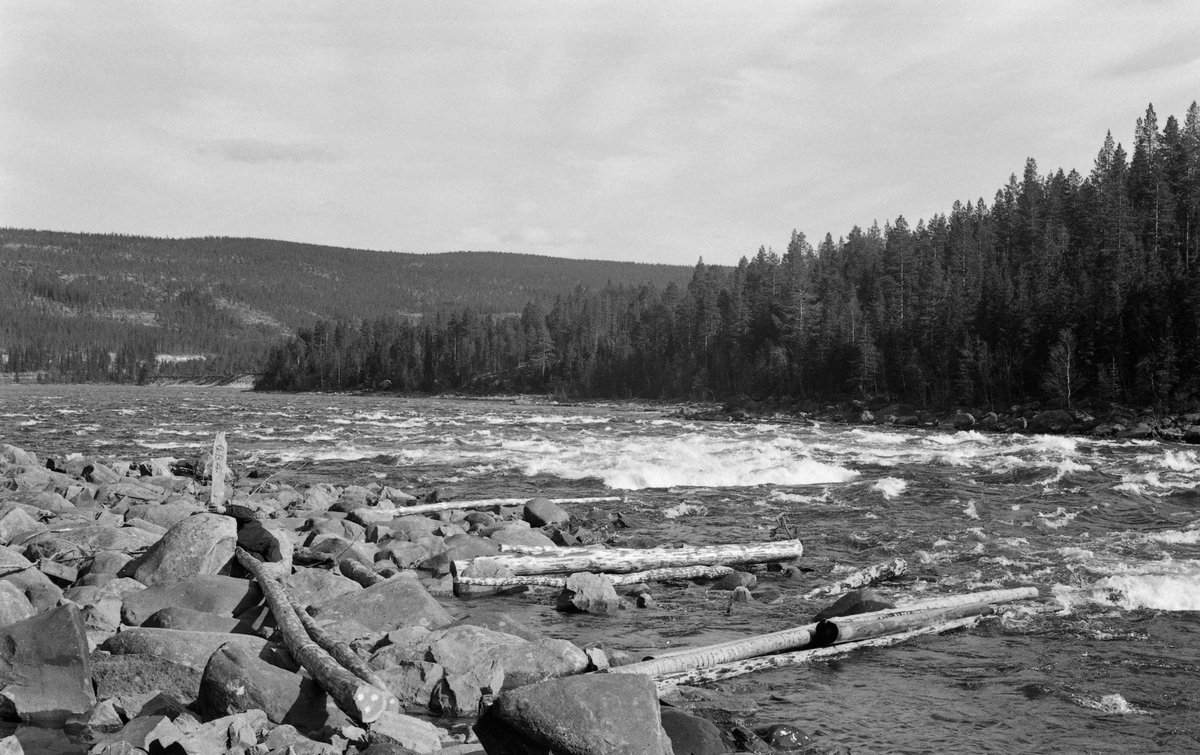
left=0, top=440, right=842, bottom=755
left=693, top=397, right=1200, bottom=444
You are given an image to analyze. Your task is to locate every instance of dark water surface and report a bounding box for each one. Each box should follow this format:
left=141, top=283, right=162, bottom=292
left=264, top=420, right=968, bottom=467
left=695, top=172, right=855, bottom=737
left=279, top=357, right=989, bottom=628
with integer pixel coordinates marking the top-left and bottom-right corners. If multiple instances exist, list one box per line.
left=1, top=385, right=1198, bottom=754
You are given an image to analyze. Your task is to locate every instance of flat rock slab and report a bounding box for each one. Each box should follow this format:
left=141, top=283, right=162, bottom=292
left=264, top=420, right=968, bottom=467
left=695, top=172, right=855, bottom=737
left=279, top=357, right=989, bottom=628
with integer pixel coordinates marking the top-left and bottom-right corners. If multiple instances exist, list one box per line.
left=311, top=571, right=453, bottom=633
left=101, top=627, right=295, bottom=674
left=121, top=574, right=262, bottom=626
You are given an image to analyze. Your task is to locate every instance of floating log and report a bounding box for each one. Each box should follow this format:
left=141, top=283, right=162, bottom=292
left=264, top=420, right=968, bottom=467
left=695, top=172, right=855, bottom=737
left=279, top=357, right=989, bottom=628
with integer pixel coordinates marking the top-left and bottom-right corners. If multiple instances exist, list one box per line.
left=883, top=586, right=1039, bottom=616
left=453, top=539, right=804, bottom=578
left=396, top=495, right=621, bottom=517
left=803, top=558, right=908, bottom=599
left=235, top=547, right=396, bottom=724
left=610, top=587, right=1038, bottom=680
left=453, top=564, right=736, bottom=590
left=655, top=615, right=984, bottom=693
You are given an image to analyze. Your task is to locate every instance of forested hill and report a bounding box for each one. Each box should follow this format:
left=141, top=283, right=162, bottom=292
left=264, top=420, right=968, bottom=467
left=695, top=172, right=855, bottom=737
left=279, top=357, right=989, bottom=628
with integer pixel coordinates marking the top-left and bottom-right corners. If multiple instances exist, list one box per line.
left=260, top=102, right=1200, bottom=413
left=0, top=229, right=695, bottom=381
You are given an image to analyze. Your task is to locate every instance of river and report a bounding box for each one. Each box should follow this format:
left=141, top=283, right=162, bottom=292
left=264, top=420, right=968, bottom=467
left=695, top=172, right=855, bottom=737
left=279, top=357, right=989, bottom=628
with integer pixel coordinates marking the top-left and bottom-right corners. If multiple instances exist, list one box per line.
left=1, top=384, right=1198, bottom=754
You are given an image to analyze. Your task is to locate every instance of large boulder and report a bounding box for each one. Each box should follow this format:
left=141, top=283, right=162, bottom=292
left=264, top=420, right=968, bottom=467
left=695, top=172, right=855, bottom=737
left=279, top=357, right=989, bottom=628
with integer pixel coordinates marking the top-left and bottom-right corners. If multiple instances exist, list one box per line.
left=0, top=604, right=95, bottom=725
left=1027, top=409, right=1074, bottom=434
left=92, top=652, right=208, bottom=710
left=474, top=674, right=672, bottom=755
left=121, top=574, right=261, bottom=626
left=0, top=546, right=63, bottom=610
left=310, top=571, right=453, bottom=633
left=0, top=581, right=35, bottom=628
left=196, top=644, right=347, bottom=731
left=133, top=513, right=237, bottom=586
left=523, top=498, right=570, bottom=527
left=660, top=708, right=729, bottom=755
left=124, top=502, right=204, bottom=530
left=373, top=624, right=587, bottom=717
left=556, top=572, right=623, bottom=614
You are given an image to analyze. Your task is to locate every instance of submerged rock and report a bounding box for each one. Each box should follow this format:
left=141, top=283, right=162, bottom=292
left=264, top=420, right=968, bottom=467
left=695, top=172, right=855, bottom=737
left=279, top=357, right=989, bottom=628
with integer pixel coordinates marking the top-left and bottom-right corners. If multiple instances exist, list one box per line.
left=556, top=572, right=623, bottom=614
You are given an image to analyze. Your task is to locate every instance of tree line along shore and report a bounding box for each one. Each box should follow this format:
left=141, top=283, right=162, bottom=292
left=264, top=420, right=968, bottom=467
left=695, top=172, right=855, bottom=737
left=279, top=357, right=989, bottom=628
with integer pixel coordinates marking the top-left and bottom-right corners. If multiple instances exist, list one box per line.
left=4, top=103, right=1200, bottom=419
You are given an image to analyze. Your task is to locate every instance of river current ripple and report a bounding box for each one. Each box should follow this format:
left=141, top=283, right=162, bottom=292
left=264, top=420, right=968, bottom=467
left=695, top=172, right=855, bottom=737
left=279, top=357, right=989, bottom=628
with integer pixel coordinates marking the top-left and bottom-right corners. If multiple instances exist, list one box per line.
left=2, top=385, right=1198, bottom=754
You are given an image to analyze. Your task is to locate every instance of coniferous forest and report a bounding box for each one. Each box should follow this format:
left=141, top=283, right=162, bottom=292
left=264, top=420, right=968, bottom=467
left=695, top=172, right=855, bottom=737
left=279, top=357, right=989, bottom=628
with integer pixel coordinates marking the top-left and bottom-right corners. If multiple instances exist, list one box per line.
left=258, top=103, right=1200, bottom=412
left=3, top=104, right=1198, bottom=412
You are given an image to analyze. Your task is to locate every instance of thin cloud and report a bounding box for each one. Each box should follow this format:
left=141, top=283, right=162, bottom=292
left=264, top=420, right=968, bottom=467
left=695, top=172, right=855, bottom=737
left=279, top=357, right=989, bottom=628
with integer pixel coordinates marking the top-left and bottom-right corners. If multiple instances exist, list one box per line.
left=201, top=138, right=335, bottom=165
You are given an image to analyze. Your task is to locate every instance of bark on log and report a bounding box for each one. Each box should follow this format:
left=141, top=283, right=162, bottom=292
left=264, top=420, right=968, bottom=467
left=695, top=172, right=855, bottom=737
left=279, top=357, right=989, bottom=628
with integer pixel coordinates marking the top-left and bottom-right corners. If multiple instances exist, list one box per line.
left=609, top=623, right=822, bottom=678
left=453, top=564, right=736, bottom=590
left=803, top=558, right=908, bottom=599
left=654, top=615, right=984, bottom=693
left=397, top=495, right=621, bottom=517
left=453, top=539, right=804, bottom=578
left=235, top=547, right=396, bottom=724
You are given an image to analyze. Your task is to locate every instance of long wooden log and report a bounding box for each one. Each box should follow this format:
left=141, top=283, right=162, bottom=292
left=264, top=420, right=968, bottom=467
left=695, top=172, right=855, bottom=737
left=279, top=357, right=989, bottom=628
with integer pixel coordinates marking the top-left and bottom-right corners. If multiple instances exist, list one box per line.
left=453, top=539, right=804, bottom=578
left=654, top=615, right=984, bottom=693
left=884, top=586, right=1039, bottom=616
left=803, top=558, right=908, bottom=599
left=610, top=587, right=1038, bottom=679
left=453, top=564, right=736, bottom=589
left=235, top=548, right=395, bottom=724
left=396, top=495, right=621, bottom=517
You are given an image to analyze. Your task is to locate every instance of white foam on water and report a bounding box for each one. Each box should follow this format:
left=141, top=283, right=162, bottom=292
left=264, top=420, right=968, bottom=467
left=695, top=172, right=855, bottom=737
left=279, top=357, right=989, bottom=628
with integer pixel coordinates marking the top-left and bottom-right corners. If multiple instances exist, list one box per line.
left=1028, top=435, right=1080, bottom=454
left=1162, top=450, right=1199, bottom=472
left=848, top=429, right=913, bottom=444
left=770, top=489, right=832, bottom=504
left=1040, top=458, right=1094, bottom=484
left=1075, top=693, right=1147, bottom=715
left=963, top=499, right=980, bottom=520
left=663, top=502, right=707, bottom=519
left=517, top=433, right=858, bottom=490
left=1144, top=528, right=1200, bottom=545
left=1038, top=507, right=1079, bottom=529
left=1054, top=558, right=1200, bottom=612
left=872, top=477, right=907, bottom=499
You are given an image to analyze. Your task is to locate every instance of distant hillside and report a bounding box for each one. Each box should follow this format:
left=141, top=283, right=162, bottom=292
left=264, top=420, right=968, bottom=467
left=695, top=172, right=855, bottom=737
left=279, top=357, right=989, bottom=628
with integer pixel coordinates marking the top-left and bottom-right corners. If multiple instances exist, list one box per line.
left=0, top=228, right=697, bottom=381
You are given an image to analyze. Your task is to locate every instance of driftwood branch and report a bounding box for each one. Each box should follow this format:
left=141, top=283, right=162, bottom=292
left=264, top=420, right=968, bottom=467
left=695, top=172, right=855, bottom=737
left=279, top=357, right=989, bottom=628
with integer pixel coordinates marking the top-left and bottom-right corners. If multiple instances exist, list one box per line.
left=235, top=547, right=395, bottom=724
left=339, top=558, right=384, bottom=587
left=453, top=539, right=804, bottom=578
left=396, top=495, right=621, bottom=517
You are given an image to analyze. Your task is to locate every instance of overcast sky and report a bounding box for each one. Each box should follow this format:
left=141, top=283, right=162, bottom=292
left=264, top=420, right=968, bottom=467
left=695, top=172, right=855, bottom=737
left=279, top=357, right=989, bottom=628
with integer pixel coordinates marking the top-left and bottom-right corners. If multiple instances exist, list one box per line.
left=2, top=2, right=1198, bottom=266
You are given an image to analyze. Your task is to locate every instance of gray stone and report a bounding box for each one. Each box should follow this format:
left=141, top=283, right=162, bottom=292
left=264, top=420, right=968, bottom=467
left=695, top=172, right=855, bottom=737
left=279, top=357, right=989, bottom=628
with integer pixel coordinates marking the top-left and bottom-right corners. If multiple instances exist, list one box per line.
left=710, top=571, right=757, bottom=591
left=0, top=581, right=35, bottom=627
left=814, top=589, right=894, bottom=621
left=556, top=572, right=623, bottom=614
left=124, top=502, right=204, bottom=529
left=92, top=651, right=206, bottom=709
left=474, top=674, right=672, bottom=755
left=101, top=627, right=294, bottom=674
left=121, top=574, right=261, bottom=626
left=660, top=708, right=728, bottom=755
left=0, top=545, right=63, bottom=611
left=197, top=643, right=347, bottom=732
left=0, top=604, right=95, bottom=725
left=523, top=497, right=570, bottom=527
left=488, top=527, right=557, bottom=549
left=283, top=566, right=361, bottom=608
left=311, top=571, right=453, bottom=633
left=132, top=513, right=237, bottom=586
